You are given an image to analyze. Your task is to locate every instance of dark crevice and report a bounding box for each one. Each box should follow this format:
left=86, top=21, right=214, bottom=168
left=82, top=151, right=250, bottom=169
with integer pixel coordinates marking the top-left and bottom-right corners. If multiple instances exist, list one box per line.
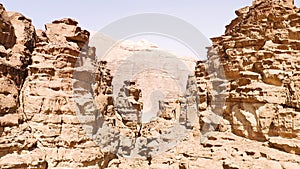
left=100, top=153, right=117, bottom=169
left=147, top=156, right=152, bottom=165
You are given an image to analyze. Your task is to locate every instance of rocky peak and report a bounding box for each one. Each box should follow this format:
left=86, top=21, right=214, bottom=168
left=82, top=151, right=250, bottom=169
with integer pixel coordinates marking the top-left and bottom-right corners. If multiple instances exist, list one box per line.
left=52, top=18, right=78, bottom=26
left=7, top=11, right=36, bottom=53
left=0, top=4, right=16, bottom=49
left=45, top=18, right=89, bottom=49
left=253, top=0, right=295, bottom=7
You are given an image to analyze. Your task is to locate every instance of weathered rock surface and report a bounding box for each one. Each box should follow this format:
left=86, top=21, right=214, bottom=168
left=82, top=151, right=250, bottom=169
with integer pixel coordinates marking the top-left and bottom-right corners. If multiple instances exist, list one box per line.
left=136, top=0, right=300, bottom=168
left=0, top=4, right=16, bottom=49
left=1, top=0, right=300, bottom=168
left=205, top=0, right=300, bottom=154
left=107, top=132, right=300, bottom=169
left=0, top=6, right=106, bottom=167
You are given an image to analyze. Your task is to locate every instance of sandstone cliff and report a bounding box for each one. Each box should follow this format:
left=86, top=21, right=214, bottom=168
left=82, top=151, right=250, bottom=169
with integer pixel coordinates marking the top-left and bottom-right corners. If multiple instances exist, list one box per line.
left=1, top=0, right=300, bottom=169
left=0, top=6, right=107, bottom=168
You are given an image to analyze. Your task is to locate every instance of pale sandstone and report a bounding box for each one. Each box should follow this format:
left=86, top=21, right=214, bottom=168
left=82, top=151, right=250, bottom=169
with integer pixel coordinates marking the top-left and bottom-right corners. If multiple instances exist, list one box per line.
left=1, top=0, right=300, bottom=168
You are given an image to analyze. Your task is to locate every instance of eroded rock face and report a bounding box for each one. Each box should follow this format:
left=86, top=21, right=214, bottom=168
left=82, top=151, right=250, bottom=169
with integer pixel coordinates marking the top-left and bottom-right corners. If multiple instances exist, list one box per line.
left=22, top=19, right=107, bottom=168
left=204, top=0, right=300, bottom=155
left=0, top=4, right=16, bottom=49
left=1, top=0, right=300, bottom=168
left=0, top=12, right=107, bottom=168
left=0, top=5, right=46, bottom=169
left=253, top=0, right=294, bottom=7
left=107, top=132, right=300, bottom=169
left=91, top=74, right=198, bottom=158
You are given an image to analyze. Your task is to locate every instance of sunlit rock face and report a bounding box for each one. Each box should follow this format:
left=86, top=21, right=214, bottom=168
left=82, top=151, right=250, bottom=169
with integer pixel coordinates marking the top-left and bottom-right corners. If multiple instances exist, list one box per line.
left=204, top=0, right=300, bottom=153
left=1, top=0, right=300, bottom=168
left=0, top=11, right=108, bottom=167
left=253, top=0, right=294, bottom=6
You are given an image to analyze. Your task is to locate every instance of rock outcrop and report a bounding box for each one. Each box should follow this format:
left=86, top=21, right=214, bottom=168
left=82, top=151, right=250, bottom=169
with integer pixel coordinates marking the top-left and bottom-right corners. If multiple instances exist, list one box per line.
left=0, top=4, right=16, bottom=49
left=207, top=0, right=300, bottom=153
left=1, top=0, right=300, bottom=168
left=0, top=6, right=107, bottom=167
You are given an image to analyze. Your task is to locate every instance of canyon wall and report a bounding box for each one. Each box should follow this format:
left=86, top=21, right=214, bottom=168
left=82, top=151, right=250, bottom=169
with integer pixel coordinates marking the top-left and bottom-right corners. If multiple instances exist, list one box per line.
left=208, top=0, right=300, bottom=151
left=1, top=0, right=300, bottom=169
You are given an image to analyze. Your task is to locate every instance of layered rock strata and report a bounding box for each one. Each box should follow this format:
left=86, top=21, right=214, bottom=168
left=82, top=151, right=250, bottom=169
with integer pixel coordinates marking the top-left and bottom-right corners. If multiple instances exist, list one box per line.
left=0, top=9, right=107, bottom=167
left=1, top=0, right=300, bottom=168
left=206, top=0, right=300, bottom=153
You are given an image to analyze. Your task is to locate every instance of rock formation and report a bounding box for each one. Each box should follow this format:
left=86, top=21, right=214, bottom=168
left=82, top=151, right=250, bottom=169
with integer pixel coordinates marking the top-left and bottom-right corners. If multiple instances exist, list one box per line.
left=209, top=0, right=300, bottom=151
left=1, top=0, right=300, bottom=168
left=0, top=6, right=107, bottom=167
